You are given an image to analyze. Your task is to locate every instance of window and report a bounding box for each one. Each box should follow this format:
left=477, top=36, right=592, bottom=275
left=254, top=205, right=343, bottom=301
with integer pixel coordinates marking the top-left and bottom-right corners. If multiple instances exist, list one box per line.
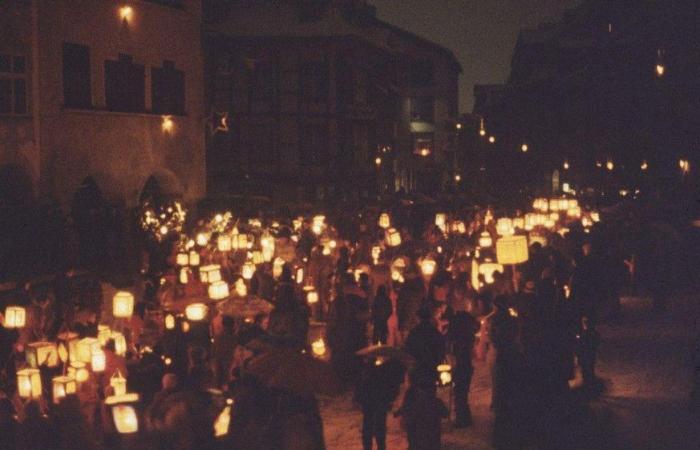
left=0, top=54, right=28, bottom=115
left=413, top=133, right=434, bottom=156
left=152, top=60, right=185, bottom=115
left=300, top=123, right=328, bottom=166
left=300, top=61, right=328, bottom=101
left=105, top=54, right=145, bottom=113
left=411, top=97, right=434, bottom=122
left=245, top=122, right=275, bottom=165
left=409, top=59, right=434, bottom=86
left=63, top=43, right=92, bottom=109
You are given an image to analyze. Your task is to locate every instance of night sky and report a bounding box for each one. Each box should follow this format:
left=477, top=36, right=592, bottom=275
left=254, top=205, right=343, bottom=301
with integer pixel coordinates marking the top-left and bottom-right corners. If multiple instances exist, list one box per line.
left=371, top=0, right=582, bottom=112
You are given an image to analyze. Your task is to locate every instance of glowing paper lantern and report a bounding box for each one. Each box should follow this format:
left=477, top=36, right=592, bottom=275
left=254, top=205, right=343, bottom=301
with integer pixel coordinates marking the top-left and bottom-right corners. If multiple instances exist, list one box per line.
left=567, top=206, right=582, bottom=218
left=17, top=368, right=42, bottom=399
left=98, top=324, right=112, bottom=346
left=513, top=218, right=525, bottom=229
left=273, top=257, right=285, bottom=279
left=52, top=375, right=77, bottom=404
left=76, top=337, right=101, bottom=363
left=165, top=314, right=176, bottom=330
left=112, top=331, right=127, bottom=356
left=112, top=404, right=139, bottom=434
left=179, top=268, right=189, bottom=284
left=176, top=252, right=189, bottom=266
left=496, top=218, right=514, bottom=236
left=295, top=267, right=304, bottom=284
left=188, top=251, right=200, bottom=266
left=451, top=220, right=466, bottom=234
left=496, top=235, right=529, bottom=265
left=208, top=281, right=230, bottom=300
left=478, top=232, right=493, bottom=248
left=69, top=362, right=89, bottom=383
left=312, top=338, right=326, bottom=357
left=479, top=261, right=504, bottom=284
left=3, top=306, right=26, bottom=328
left=241, top=261, right=256, bottom=280
left=307, top=290, right=319, bottom=304
left=371, top=245, right=381, bottom=264
left=251, top=250, right=264, bottom=265
left=437, top=364, right=452, bottom=386
left=234, top=278, right=248, bottom=297
left=214, top=405, right=232, bottom=437
left=217, top=235, right=232, bottom=252
left=26, top=341, right=59, bottom=368
left=199, top=264, right=222, bottom=283
left=378, top=213, right=391, bottom=229
left=92, top=350, right=106, bottom=372
left=435, top=213, right=447, bottom=229
left=113, top=291, right=135, bottom=318
left=110, top=370, right=127, bottom=396
left=58, top=331, right=79, bottom=363
left=196, top=233, right=209, bottom=247
left=421, top=257, right=437, bottom=277
left=386, top=228, right=401, bottom=247
left=185, top=303, right=208, bottom=321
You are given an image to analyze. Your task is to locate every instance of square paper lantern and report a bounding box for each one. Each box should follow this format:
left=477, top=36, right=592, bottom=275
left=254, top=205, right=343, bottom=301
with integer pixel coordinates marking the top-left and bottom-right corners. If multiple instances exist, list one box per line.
left=76, top=337, right=101, bottom=363
left=208, top=281, right=229, bottom=300
left=241, top=261, right=256, bottom=280
left=17, top=368, right=42, bottom=399
left=58, top=331, right=79, bottom=363
left=479, top=261, right=504, bottom=284
left=188, top=251, right=201, bottom=266
left=496, top=235, right=529, bottom=265
left=26, top=341, right=59, bottom=368
left=199, top=264, right=222, bottom=284
left=386, top=228, right=401, bottom=247
left=52, top=375, right=77, bottom=404
left=112, top=404, right=139, bottom=434
left=4, top=306, right=26, bottom=328
left=68, top=362, right=89, bottom=383
left=435, top=213, right=447, bottom=229
left=98, top=324, right=112, bottom=346
left=496, top=218, right=514, bottom=236
left=176, top=252, right=189, bottom=266
left=113, top=291, right=134, bottom=318
left=92, top=350, right=106, bottom=373
left=378, top=213, right=391, bottom=229
left=217, top=235, right=232, bottom=252
left=112, top=331, right=127, bottom=356
left=110, top=371, right=128, bottom=396
left=185, top=303, right=208, bottom=321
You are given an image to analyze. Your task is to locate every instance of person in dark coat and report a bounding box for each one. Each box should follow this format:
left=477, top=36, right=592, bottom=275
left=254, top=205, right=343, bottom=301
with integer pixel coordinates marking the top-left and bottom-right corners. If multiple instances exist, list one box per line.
left=355, top=358, right=405, bottom=450
left=397, top=366, right=448, bottom=450
left=404, top=304, right=445, bottom=382
left=371, top=285, right=393, bottom=344
left=448, top=304, right=479, bottom=427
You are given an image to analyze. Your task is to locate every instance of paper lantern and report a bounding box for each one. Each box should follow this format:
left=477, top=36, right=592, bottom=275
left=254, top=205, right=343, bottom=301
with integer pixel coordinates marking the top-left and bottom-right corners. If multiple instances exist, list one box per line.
left=532, top=198, right=548, bottom=211
left=262, top=246, right=275, bottom=262
left=307, top=290, right=319, bottom=304
left=92, top=350, right=106, bottom=372
left=273, top=257, right=285, bottom=279
left=234, top=278, right=248, bottom=297
left=513, top=218, right=525, bottom=230
left=208, top=281, right=230, bottom=300
left=26, top=341, right=59, bottom=368
left=199, top=264, right=222, bottom=283
left=435, top=213, right=447, bottom=229
left=176, top=252, right=189, bottom=266
left=478, top=232, right=493, bottom=248
left=295, top=266, right=304, bottom=284
left=52, top=375, right=76, bottom=404
left=371, top=246, right=381, bottom=264
left=214, top=405, right=232, bottom=437
left=185, top=303, right=208, bottom=321
left=113, top=291, right=135, bottom=318
left=112, top=404, right=139, bottom=434
left=549, top=212, right=560, bottom=222
left=437, top=364, right=452, bottom=386
left=58, top=331, right=79, bottom=363
left=17, top=368, right=42, bottom=399
left=386, top=228, right=401, bottom=247
left=451, top=220, right=466, bottom=234
left=179, top=267, right=189, bottom=284
left=165, top=314, right=176, bottom=330
left=471, top=259, right=481, bottom=290
left=69, top=362, right=89, bottom=383
left=421, top=257, right=437, bottom=277
left=312, top=338, right=326, bottom=357
left=567, top=206, right=582, bottom=218
left=544, top=219, right=556, bottom=229
left=496, top=235, right=529, bottom=265
left=590, top=212, right=600, bottom=222
left=112, top=331, right=127, bottom=356
left=188, top=251, right=200, bottom=266
left=378, top=213, right=391, bottom=229
left=3, top=306, right=26, bottom=328
left=196, top=233, right=209, bottom=247
left=76, top=337, right=101, bottom=363
left=251, top=250, right=264, bottom=265
left=110, top=370, right=127, bottom=396
left=496, top=218, right=514, bottom=236
left=242, top=261, right=256, bottom=280
left=234, top=233, right=248, bottom=251
left=98, top=324, right=112, bottom=346
left=217, top=235, right=232, bottom=252
left=479, top=261, right=504, bottom=284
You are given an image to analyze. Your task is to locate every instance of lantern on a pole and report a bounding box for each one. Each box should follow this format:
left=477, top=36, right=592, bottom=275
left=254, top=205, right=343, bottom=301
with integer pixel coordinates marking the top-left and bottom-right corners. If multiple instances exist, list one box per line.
left=496, top=236, right=529, bottom=265
left=17, top=368, right=42, bottom=399
left=113, top=291, right=135, bottom=319
left=52, top=375, right=77, bottom=404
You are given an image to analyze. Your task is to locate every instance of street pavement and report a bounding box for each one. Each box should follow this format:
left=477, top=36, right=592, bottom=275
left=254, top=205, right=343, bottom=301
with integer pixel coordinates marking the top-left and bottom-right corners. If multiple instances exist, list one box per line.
left=319, top=294, right=700, bottom=449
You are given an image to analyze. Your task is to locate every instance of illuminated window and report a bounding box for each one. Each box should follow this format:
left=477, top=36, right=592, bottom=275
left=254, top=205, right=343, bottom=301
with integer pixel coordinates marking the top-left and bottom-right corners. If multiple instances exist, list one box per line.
left=413, top=133, right=434, bottom=156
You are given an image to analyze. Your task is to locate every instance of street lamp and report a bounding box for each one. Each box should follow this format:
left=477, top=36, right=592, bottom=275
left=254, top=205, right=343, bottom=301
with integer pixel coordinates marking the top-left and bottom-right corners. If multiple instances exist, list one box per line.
left=488, top=136, right=496, bottom=144
left=640, top=160, right=648, bottom=171
left=521, top=143, right=528, bottom=153
left=563, top=160, right=570, bottom=170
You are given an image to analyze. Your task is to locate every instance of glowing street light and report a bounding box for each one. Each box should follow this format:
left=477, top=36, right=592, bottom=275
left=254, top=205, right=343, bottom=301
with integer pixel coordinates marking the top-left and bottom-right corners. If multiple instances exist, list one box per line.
left=563, top=160, right=570, bottom=170
left=454, top=174, right=462, bottom=182
left=655, top=63, right=665, bottom=77
left=640, top=160, right=648, bottom=171
left=521, top=143, right=528, bottom=153
left=606, top=160, right=614, bottom=171
left=375, top=157, right=382, bottom=167
left=488, top=136, right=496, bottom=144
left=679, top=159, right=690, bottom=173
left=479, top=118, right=486, bottom=136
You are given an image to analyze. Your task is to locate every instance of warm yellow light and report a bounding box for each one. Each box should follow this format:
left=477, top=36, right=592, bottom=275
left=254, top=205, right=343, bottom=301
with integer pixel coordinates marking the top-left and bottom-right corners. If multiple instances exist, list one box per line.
left=435, top=213, right=447, bottom=229
left=98, top=324, right=112, bottom=346
left=378, top=213, right=391, bottom=229
left=113, top=291, right=135, bottom=318
left=479, top=128, right=486, bottom=137
left=679, top=159, right=690, bottom=173
left=234, top=278, right=248, bottom=297
left=119, top=6, right=133, bottom=22
left=420, top=257, right=437, bottom=277
left=641, top=160, right=648, bottom=171
left=606, top=160, right=614, bottom=171
left=242, top=261, right=256, bottom=280
left=214, top=405, right=232, bottom=437
left=110, top=371, right=127, bottom=396
left=165, top=314, right=176, bottom=330
left=437, top=364, right=452, bottom=386
left=76, top=337, right=101, bottom=363
left=52, top=375, right=76, bottom=404
left=179, top=267, right=189, bottom=284
left=208, top=281, right=230, bottom=300
left=655, top=63, right=665, bottom=77
left=69, top=362, right=89, bottom=383
left=496, top=235, right=529, bottom=265
left=295, top=266, right=304, bottom=284
left=17, top=368, right=42, bottom=399
left=200, top=264, right=222, bottom=284
left=113, top=404, right=139, bottom=434
left=217, top=234, right=232, bottom=252
left=479, top=261, right=504, bottom=284
left=521, top=143, right=528, bottom=152
left=478, top=231, right=493, bottom=248
left=188, top=251, right=200, bottom=266
left=185, top=303, right=208, bottom=321
left=386, top=228, right=401, bottom=247
left=479, top=118, right=486, bottom=136
left=312, top=338, right=326, bottom=357
left=307, top=290, right=319, bottom=304
left=92, top=350, right=106, bottom=373
left=375, top=157, right=382, bottom=166
left=488, top=136, right=496, bottom=144
left=419, top=148, right=430, bottom=157
left=4, top=305, right=26, bottom=328
left=454, top=174, right=461, bottom=182
left=563, top=160, right=570, bottom=170
left=196, top=233, right=209, bottom=247
left=26, top=341, right=59, bottom=368
left=161, top=115, right=174, bottom=133
left=112, top=331, right=127, bottom=356
left=456, top=123, right=462, bottom=130
left=496, top=218, right=514, bottom=236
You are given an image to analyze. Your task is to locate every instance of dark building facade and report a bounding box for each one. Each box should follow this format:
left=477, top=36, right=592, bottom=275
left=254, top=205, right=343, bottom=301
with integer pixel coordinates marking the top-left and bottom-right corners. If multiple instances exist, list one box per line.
left=471, top=0, right=700, bottom=197
left=204, top=0, right=461, bottom=203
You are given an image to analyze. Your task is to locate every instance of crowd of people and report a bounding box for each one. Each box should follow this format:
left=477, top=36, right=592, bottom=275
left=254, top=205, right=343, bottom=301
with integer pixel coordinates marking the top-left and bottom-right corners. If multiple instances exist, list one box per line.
left=0, top=202, right=676, bottom=450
